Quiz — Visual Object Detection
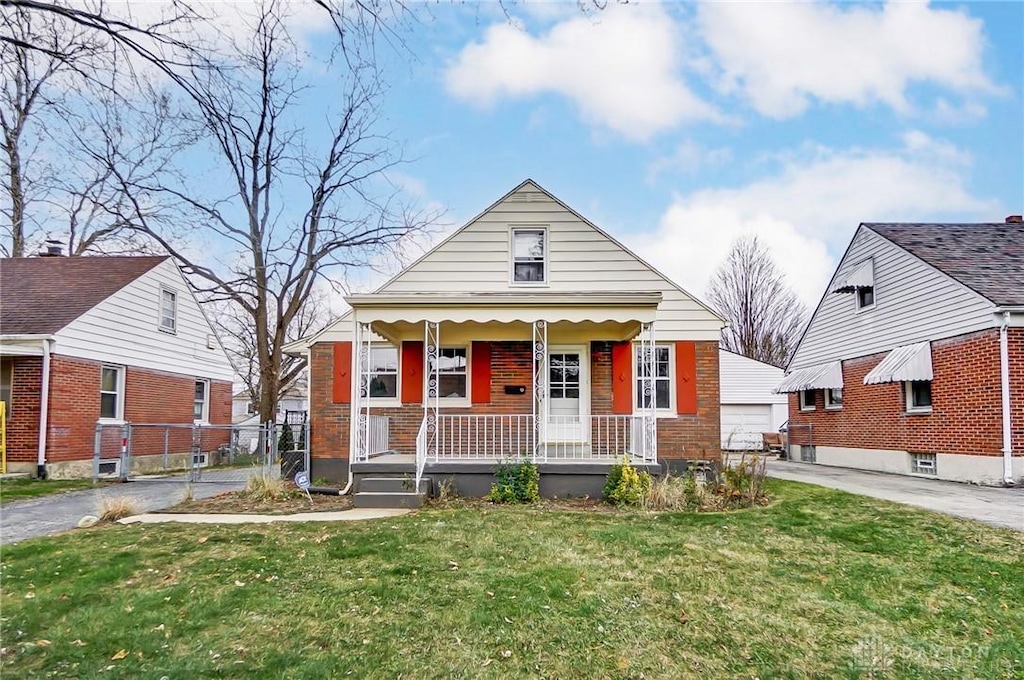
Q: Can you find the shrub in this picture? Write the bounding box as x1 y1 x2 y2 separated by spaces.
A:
277 423 294 453
98 496 142 522
245 473 287 501
297 423 307 452
488 460 540 504
604 457 652 506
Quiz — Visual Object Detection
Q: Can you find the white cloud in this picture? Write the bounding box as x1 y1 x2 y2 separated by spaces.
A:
630 135 1002 308
698 1 997 118
646 140 733 183
444 4 717 140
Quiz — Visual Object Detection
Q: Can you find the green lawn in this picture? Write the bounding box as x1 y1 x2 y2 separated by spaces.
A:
1 480 1021 679
0 478 101 505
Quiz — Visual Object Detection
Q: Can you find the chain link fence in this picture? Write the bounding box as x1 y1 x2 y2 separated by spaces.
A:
92 420 310 486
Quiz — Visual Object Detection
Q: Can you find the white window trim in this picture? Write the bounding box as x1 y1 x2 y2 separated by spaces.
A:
904 380 932 414
631 343 675 417
366 343 402 407
425 345 471 408
158 285 178 334
98 365 126 423
509 226 549 287
799 390 816 411
854 286 876 312
194 379 210 424
824 388 843 410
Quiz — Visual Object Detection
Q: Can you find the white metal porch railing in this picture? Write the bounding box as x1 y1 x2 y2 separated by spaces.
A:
358 414 390 461
429 414 656 462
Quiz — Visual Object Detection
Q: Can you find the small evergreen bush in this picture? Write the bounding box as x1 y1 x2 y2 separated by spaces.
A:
604 456 652 506
277 423 294 453
488 460 540 503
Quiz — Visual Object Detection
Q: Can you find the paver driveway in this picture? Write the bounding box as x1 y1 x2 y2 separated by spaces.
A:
766 458 1024 532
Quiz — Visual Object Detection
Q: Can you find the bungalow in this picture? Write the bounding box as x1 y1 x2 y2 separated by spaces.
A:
286 179 726 504
0 253 235 478
777 219 1023 485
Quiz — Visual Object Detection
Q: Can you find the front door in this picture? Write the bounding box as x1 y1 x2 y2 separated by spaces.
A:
548 347 588 441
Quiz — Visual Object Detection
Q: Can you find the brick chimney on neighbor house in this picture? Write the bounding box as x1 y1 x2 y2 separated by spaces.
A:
1006 215 1023 223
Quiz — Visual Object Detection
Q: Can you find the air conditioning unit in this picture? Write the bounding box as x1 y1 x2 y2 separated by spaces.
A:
97 459 121 477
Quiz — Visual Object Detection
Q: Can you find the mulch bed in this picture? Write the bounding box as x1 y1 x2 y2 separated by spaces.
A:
162 488 354 515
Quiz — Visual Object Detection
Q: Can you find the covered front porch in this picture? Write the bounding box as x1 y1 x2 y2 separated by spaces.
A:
345 292 665 488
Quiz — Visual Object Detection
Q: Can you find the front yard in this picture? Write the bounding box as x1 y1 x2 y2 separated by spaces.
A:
1 480 1021 679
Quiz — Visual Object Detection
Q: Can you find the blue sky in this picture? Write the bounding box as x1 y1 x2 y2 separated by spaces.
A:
342 0 1022 308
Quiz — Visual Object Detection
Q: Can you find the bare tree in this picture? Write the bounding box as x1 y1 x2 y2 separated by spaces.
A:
105 1 432 421
707 235 807 367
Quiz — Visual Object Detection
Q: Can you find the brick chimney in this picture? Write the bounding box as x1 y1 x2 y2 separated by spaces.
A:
1006 215 1023 223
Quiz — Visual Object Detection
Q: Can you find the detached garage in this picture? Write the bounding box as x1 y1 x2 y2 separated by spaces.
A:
719 350 788 450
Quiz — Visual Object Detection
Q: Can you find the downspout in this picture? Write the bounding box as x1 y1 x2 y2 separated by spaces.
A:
36 338 52 478
999 312 1014 485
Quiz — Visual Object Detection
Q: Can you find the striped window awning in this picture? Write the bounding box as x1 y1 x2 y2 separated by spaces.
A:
863 342 933 384
775 361 844 393
832 259 874 293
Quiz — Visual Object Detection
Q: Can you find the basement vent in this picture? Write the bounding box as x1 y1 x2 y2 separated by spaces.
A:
800 445 817 463
191 452 209 468
97 459 121 477
911 453 937 475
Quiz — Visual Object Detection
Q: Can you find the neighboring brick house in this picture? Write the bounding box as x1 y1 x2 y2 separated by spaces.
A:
285 179 726 501
0 254 235 478
778 220 1023 485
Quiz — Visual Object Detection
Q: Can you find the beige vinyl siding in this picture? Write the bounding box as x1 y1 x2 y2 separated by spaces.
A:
380 182 723 340
790 227 996 370
53 259 236 381
719 350 787 405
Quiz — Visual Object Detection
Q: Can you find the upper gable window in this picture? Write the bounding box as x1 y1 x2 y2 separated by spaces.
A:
856 286 875 310
511 228 547 284
159 287 178 333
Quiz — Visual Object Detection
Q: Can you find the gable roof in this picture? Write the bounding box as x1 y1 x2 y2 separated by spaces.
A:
865 223 1024 306
0 255 168 335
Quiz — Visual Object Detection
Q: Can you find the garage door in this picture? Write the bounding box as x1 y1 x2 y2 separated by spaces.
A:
721 404 772 450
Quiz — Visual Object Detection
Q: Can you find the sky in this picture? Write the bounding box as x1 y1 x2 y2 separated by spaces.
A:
342 0 1023 310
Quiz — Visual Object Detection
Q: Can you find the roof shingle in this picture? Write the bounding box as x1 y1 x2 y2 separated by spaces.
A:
865 223 1024 306
0 255 168 335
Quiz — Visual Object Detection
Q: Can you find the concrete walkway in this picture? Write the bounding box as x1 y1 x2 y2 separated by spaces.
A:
767 459 1024 532
1 478 246 545
120 508 410 525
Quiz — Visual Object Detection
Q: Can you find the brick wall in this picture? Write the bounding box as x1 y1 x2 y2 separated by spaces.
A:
310 339 721 463
4 353 233 466
4 358 42 463
787 329 1010 456
1010 328 1023 456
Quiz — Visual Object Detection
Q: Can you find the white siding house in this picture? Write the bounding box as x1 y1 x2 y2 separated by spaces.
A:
719 350 787 450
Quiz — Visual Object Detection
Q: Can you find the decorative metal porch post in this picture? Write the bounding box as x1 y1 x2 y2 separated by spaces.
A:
425 321 440 461
532 320 548 463
639 321 658 463
353 321 372 463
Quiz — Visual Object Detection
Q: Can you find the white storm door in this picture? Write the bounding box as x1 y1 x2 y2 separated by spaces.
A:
548 348 588 441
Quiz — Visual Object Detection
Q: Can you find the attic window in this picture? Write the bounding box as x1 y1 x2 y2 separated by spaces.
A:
511 228 546 284
857 286 875 309
831 258 875 310
159 287 178 333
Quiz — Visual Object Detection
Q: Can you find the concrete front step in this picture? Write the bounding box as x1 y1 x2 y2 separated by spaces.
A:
354 491 427 509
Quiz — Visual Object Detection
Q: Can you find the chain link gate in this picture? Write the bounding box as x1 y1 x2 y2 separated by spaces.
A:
93 421 284 486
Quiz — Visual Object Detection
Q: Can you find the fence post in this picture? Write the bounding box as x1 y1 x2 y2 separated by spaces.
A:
162 426 170 473
92 422 102 484
119 422 130 482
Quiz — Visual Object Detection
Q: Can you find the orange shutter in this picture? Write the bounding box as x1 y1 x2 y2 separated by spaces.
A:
401 341 424 404
611 341 633 415
332 342 352 404
675 341 698 415
471 342 492 404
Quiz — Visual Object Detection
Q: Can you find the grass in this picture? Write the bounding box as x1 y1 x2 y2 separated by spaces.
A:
0 478 103 505
1 480 1022 679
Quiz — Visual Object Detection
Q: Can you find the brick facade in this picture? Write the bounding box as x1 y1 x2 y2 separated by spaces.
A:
2 353 231 473
787 329 1023 457
309 339 721 469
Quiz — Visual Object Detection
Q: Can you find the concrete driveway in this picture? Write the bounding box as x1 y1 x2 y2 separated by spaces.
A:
767 459 1024 532
1 478 246 546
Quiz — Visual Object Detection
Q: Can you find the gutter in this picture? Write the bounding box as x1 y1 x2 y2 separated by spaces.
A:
37 338 53 478
999 312 1015 485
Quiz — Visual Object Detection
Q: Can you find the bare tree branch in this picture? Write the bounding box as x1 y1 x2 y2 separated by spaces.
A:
707 235 807 368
